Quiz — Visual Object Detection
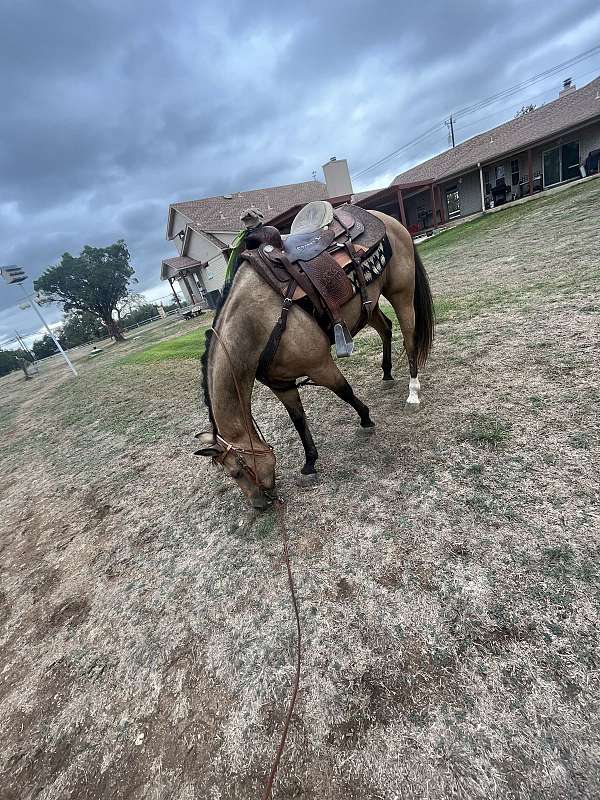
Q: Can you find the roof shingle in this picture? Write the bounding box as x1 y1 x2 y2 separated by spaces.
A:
392 76 600 185
171 180 328 232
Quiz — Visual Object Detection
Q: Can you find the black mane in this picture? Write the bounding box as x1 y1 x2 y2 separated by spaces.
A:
200 260 242 430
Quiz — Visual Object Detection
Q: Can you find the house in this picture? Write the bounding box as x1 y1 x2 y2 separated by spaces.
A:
372 76 600 234
163 177 336 308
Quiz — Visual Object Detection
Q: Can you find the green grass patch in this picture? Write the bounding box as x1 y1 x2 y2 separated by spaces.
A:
121 328 208 364
458 413 512 449
417 177 600 258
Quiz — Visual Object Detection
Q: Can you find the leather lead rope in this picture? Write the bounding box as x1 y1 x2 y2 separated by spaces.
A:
261 498 302 800
209 326 302 799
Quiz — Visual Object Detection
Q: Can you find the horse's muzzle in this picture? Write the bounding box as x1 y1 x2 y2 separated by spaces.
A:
251 486 277 510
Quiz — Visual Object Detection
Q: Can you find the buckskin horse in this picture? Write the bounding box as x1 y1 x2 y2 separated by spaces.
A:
196 201 434 509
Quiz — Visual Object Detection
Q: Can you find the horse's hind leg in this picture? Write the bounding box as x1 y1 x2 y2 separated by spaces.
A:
308 359 375 429
272 384 319 476
385 289 421 412
369 305 394 386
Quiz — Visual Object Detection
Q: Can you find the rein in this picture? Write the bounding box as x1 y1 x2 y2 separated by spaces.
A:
208 326 302 799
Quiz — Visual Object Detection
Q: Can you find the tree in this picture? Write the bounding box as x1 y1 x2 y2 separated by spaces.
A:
515 104 536 118
0 349 19 377
34 240 136 342
61 310 106 348
121 302 160 327
115 292 146 322
32 334 59 360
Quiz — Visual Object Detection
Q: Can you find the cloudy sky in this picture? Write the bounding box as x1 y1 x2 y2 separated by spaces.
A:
1 0 600 345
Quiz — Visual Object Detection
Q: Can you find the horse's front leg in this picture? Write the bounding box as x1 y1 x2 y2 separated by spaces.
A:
272 384 319 477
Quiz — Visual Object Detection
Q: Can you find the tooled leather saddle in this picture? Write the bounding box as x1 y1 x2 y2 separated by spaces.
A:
240 201 391 376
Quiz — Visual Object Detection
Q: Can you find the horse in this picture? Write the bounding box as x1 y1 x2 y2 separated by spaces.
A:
195 211 434 509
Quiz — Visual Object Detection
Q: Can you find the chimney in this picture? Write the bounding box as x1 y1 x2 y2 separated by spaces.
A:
559 77 576 97
322 156 353 198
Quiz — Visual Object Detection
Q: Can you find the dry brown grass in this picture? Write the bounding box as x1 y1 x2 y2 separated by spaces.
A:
1 179 599 799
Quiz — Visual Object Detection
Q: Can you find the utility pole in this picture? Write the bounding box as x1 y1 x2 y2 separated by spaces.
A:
1 265 77 377
445 114 455 148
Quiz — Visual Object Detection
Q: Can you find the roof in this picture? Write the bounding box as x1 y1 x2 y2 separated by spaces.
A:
170 180 329 234
160 256 203 281
392 76 600 185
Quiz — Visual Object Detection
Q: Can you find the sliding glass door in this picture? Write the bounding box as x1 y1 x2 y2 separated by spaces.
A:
543 148 561 187
543 140 580 187
561 141 580 180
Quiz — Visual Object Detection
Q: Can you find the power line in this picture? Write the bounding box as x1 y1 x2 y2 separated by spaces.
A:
351 121 446 180
453 62 600 138
452 44 600 120
351 43 600 183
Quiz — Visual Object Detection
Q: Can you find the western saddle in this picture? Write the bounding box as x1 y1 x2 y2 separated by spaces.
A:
240 201 390 374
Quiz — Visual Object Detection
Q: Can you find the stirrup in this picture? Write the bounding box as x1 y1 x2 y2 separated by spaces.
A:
334 322 354 358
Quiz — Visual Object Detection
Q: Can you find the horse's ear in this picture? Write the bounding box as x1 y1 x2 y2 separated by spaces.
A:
194 430 221 457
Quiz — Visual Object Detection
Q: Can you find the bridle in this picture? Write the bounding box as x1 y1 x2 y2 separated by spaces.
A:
212 431 277 499
208 327 277 500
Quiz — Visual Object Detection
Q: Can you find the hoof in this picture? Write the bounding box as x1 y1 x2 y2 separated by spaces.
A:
404 400 421 415
382 379 396 390
358 423 376 435
299 471 318 486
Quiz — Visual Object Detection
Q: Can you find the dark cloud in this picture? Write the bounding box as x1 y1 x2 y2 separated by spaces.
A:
2 0 600 342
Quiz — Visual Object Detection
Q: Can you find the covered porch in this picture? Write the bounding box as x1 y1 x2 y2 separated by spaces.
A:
160 256 208 314
354 181 447 237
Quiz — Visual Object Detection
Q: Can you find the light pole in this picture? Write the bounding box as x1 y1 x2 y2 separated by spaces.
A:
1 265 77 377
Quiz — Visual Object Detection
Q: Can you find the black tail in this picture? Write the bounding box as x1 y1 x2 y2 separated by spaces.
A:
413 243 435 368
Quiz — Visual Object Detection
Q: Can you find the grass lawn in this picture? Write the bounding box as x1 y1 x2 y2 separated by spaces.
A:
121 324 209 364
417 175 600 258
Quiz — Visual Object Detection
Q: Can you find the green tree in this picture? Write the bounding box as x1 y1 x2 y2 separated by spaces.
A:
0 349 19 377
515 104 536 118
121 303 160 327
61 310 106 348
32 334 59 360
34 241 136 342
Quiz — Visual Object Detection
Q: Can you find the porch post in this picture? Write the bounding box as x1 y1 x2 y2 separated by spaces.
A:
397 189 408 228
528 148 533 195
478 162 485 211
431 183 437 229
168 277 182 308
438 185 446 224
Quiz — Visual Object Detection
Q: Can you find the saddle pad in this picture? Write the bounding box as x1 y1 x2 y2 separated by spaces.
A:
331 237 392 294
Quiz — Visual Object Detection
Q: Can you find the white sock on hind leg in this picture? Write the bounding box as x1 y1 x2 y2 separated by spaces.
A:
407 376 420 404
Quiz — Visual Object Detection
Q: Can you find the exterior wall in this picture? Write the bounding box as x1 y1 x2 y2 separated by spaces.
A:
323 158 353 197
210 231 238 246
169 211 189 253
184 230 227 294
439 169 483 219
403 190 431 228
580 122 600 166
433 120 600 221
479 120 600 202
202 255 228 293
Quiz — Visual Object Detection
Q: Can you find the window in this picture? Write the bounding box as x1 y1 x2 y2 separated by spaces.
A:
446 187 461 218
543 140 580 186
495 165 505 183
483 169 491 194
561 141 580 180
511 159 520 185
